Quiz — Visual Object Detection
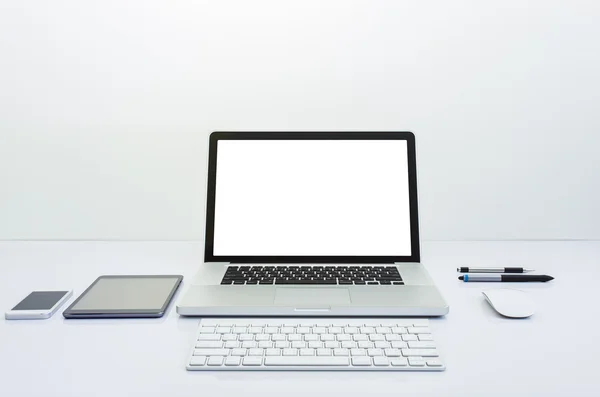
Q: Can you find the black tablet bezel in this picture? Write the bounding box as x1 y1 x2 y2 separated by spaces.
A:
63 275 183 318
204 131 421 264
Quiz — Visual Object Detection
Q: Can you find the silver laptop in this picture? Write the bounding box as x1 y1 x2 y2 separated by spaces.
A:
177 132 448 317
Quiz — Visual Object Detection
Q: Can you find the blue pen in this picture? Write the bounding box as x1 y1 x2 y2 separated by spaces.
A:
459 274 553 282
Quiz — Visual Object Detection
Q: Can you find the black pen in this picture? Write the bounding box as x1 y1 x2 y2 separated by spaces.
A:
457 267 534 273
458 274 554 282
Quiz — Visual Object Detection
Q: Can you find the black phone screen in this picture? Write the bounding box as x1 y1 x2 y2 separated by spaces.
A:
12 291 69 310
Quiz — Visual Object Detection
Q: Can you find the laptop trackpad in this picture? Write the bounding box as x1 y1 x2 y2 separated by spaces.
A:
274 288 351 307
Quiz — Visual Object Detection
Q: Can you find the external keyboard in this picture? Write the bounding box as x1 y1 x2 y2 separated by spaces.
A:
186 318 444 371
220 265 404 285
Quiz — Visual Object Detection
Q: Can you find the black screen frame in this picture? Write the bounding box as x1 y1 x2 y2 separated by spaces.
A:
204 131 421 264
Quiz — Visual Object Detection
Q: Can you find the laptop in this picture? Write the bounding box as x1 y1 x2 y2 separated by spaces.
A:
177 132 449 316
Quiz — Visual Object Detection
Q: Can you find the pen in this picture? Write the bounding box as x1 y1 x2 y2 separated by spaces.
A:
458 274 554 282
457 267 534 273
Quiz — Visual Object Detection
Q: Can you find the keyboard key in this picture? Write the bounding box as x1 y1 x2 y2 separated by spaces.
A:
288 334 302 341
334 348 349 356
344 327 359 334
197 334 221 341
369 334 385 341
391 358 408 366
341 341 356 348
337 334 351 341
324 341 339 348
292 341 305 348
194 349 229 356
375 341 391 349
231 348 246 356
384 348 402 357
239 334 254 341
308 341 322 348
376 327 391 334
221 334 237 341
264 327 279 334
272 334 286 341
207 357 224 366
258 341 271 348
408 327 430 334
300 348 315 356
265 348 280 356
304 335 319 341
402 349 439 357
224 341 239 349
408 341 437 349
198 327 216 334
242 341 257 348
189 356 206 366
408 358 426 367
391 341 408 349
353 334 368 341
367 348 383 357
224 356 241 366
320 334 335 341
265 357 349 366
402 334 418 342
216 327 231 333
385 334 401 341
427 359 444 367
392 327 407 334
242 357 263 366
350 349 366 356
329 327 342 334
195 341 223 348
274 341 289 348
360 327 375 334
373 357 389 366
248 348 264 356
352 357 372 366
358 341 373 349
283 348 298 356
296 327 310 334
317 348 332 356
418 334 434 341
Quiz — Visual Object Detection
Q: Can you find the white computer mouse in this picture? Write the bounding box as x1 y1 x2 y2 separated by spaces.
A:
482 289 536 318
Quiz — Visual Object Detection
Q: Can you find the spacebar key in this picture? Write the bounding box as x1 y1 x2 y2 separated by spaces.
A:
265 357 350 366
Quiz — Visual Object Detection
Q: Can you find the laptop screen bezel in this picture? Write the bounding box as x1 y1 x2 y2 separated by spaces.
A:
204 131 421 263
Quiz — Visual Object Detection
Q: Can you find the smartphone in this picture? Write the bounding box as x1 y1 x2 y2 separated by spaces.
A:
5 290 73 320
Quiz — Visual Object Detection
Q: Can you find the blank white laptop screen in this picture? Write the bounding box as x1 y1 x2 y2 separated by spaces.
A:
213 140 412 256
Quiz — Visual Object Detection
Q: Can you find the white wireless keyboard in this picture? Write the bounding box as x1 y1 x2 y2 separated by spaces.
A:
186 318 444 371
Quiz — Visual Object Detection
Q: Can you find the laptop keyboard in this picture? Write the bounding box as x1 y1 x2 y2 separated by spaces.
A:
220 266 404 285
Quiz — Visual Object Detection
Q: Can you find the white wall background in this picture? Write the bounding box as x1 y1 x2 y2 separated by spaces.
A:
1 0 599 241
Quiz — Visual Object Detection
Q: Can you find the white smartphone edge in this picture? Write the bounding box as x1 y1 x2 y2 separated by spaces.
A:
5 290 73 320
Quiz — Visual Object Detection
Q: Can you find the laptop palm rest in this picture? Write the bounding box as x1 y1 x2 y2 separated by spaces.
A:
274 288 351 308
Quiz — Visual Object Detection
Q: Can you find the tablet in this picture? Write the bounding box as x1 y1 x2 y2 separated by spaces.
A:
63 275 183 318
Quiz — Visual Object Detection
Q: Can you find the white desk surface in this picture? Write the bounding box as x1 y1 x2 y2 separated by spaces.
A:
1 241 598 397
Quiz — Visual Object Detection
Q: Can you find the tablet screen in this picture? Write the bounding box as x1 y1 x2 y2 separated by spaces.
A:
67 276 181 313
